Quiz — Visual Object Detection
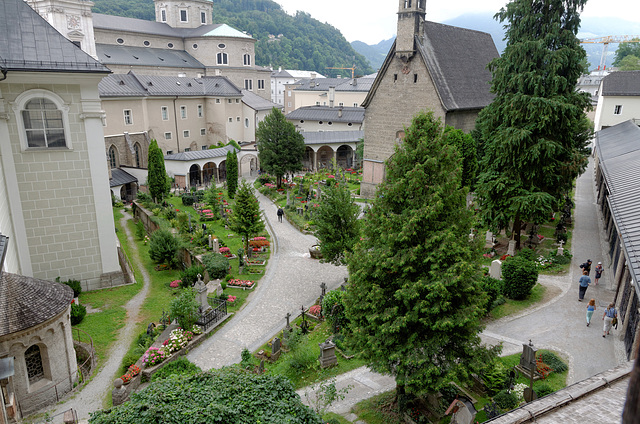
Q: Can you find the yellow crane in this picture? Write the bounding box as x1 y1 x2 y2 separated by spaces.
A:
580 35 640 74
325 65 356 79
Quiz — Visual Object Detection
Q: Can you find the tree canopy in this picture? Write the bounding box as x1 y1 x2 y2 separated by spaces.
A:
613 40 640 68
344 111 496 399
230 180 265 255
475 0 592 247
226 149 238 199
147 139 170 202
256 108 305 188
313 182 361 266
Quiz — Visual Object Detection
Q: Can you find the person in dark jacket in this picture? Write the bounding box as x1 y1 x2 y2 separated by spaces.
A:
579 259 592 276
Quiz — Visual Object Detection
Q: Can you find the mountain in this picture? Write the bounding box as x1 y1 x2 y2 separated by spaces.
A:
90 0 374 77
351 13 640 73
350 38 395 71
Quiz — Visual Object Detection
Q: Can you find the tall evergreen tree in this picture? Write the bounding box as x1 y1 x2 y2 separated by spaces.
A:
475 0 592 247
256 108 305 189
147 139 170 203
227 149 239 199
230 180 265 256
344 111 496 401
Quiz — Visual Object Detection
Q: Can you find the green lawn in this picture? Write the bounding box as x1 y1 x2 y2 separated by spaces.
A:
489 284 546 320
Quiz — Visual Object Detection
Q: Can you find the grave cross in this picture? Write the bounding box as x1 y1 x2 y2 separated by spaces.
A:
320 282 327 297
285 312 292 332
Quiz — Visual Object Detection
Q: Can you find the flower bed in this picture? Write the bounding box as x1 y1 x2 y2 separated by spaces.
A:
226 279 255 289
245 259 265 266
120 364 140 385
249 238 270 248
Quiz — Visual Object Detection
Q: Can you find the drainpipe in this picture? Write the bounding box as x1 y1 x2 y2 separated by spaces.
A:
173 96 180 152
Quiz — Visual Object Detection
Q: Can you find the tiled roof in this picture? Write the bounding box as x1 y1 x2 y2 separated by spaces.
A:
286 106 364 123
99 72 241 97
96 44 205 69
110 168 138 187
302 130 363 145
0 0 109 73
0 271 73 337
165 144 238 161
601 71 640 96
241 90 280 111
295 77 374 92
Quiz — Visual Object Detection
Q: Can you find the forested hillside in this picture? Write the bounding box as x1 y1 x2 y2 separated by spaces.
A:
91 0 373 76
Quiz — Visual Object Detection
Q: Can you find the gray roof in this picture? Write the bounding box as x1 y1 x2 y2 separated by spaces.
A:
0 234 7 276
601 71 640 96
165 144 238 161
110 168 138 187
0 271 73 337
295 77 374 92
595 120 640 291
0 0 109 73
302 130 363 145
364 21 498 111
286 106 365 123
96 44 205 69
241 89 280 111
99 72 241 97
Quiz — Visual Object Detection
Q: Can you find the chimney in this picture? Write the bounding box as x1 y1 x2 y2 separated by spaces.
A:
338 107 343 118
329 86 335 108
310 72 316 79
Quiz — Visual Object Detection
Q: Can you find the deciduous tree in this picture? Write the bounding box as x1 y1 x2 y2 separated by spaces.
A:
147 139 170 202
613 39 640 67
256 107 305 188
230 180 265 255
475 0 592 248
344 111 496 403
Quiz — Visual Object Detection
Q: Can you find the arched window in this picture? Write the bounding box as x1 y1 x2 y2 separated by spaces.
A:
14 89 70 150
243 54 251 66
108 146 117 168
216 52 228 65
25 345 45 383
134 143 141 168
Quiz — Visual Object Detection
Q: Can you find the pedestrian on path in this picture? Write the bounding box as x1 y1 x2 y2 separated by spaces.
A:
594 262 604 285
578 270 591 301
580 259 592 276
277 207 284 223
586 299 596 326
603 303 617 338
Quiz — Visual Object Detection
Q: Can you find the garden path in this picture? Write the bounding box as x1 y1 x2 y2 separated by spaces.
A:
186 184 349 369
47 210 152 422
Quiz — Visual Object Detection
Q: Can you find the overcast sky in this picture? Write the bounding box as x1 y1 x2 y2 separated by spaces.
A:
275 0 640 44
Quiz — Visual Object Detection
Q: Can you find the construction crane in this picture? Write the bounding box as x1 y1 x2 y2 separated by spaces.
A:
580 35 640 74
325 65 356 79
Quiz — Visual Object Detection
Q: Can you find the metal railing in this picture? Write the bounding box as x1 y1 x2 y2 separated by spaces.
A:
196 298 228 331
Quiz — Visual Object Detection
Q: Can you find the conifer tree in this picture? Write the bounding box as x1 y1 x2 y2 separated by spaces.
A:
230 180 265 256
147 139 170 202
475 0 592 247
227 149 238 199
345 111 496 401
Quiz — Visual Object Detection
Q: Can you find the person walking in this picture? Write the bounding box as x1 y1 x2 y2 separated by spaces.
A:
579 259 593 276
602 303 617 338
277 207 284 223
594 262 604 285
586 299 596 327
578 270 591 301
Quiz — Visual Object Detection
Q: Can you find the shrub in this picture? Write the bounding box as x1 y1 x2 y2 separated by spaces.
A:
552 254 571 265
136 191 152 204
70 303 87 325
60 278 82 297
135 219 146 240
479 275 503 314
482 360 510 396
493 389 518 410
121 352 140 372
151 358 202 382
165 209 177 220
201 253 230 279
180 265 205 288
182 195 195 206
322 289 347 332
535 383 554 398
149 229 181 266
502 254 538 300
539 351 567 373
438 384 459 406
170 288 200 331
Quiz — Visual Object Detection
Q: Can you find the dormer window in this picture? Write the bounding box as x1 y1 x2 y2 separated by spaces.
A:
180 10 188 22
160 9 166 22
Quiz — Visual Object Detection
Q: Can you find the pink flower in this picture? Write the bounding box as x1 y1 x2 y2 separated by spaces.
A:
170 280 181 288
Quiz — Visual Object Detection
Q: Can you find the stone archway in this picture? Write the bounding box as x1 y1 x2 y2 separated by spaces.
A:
218 160 227 182
317 146 334 169
189 164 201 187
203 162 217 185
336 145 354 169
303 146 315 171
240 154 258 177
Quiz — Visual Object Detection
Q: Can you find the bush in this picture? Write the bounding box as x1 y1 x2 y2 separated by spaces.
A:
439 384 459 406
149 229 181 266
479 275 503 313
151 358 202 382
165 209 177 220
58 278 82 297
539 351 567 373
182 195 195 206
322 289 347 333
482 360 510 396
136 191 152 204
493 389 518 410
201 253 230 279
180 265 205 288
170 288 200 331
121 352 140 372
135 219 146 240
502 254 538 300
70 303 87 325
535 383 554 398
552 254 571 265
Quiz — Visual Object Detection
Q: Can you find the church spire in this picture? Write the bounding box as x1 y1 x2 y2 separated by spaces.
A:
396 0 426 61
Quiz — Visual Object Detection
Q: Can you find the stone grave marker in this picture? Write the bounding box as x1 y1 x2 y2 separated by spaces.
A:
272 337 281 360
507 239 517 256
484 231 494 249
557 240 565 256
194 274 211 313
212 238 219 252
489 260 502 280
258 359 264 375
285 312 292 332
318 339 337 368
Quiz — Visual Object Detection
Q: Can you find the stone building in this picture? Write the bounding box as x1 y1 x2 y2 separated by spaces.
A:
271 68 325 107
284 76 374 115
359 0 499 198
0 0 124 291
593 70 640 131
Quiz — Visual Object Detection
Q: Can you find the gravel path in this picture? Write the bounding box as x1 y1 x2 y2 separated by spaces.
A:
47 210 151 422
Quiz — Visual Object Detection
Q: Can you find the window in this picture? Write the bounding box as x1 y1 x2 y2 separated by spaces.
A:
228 99 232 104
236 99 240 103
180 106 187 119
180 10 188 22
339 102 344 107
288 90 291 97
245 118 250 128
316 101 320 106
134 143 141 167
117 38 124 44
215 98 221 104
353 103 358 107
319 121 323 125
167 150 173 155
192 43 198 49
258 79 265 90
168 43 174 48
201 11 206 24
218 43 226 49
123 109 132 125
165 132 172 140
614 105 623 115
243 54 251 66
216 52 228 65
200 128 206 136
244 79 253 90
108 146 117 168
328 122 333 126
202 145 208 150
228 117 233 122
197 104 203 118
183 130 190 138
184 148 191 152
287 102 291 107
143 40 150 46
20 96 67 148
25 345 45 384
161 106 168 121
236 116 240 122
161 9 167 22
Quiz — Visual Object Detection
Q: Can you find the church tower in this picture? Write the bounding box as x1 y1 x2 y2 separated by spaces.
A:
154 0 213 29
396 0 426 61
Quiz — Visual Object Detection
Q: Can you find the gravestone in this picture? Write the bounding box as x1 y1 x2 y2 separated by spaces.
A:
194 274 211 313
212 238 219 253
207 278 223 296
489 260 502 280
317 186 322 200
318 339 338 368
519 342 537 372
258 359 264 375
507 240 517 256
448 397 477 424
272 337 281 360
557 240 565 256
484 231 494 249
208 235 213 249
285 312 292 333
